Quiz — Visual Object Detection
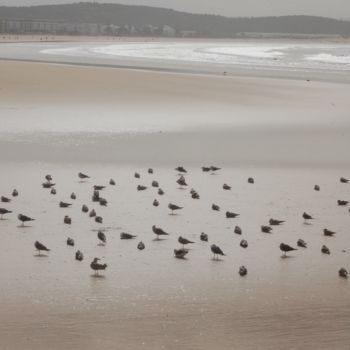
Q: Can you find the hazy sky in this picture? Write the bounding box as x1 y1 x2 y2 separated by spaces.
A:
1 0 349 18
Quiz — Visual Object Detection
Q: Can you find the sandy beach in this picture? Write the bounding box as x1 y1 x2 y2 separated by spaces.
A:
0 54 350 349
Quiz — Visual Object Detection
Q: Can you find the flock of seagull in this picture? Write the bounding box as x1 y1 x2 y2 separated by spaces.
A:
0 167 349 279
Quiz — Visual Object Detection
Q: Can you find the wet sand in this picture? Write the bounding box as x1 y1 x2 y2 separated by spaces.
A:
0 60 349 349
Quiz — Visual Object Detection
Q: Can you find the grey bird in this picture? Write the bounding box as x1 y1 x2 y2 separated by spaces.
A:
239 266 248 276
337 200 348 206
95 216 103 224
94 185 105 191
64 215 72 225
153 199 159 207
35 241 50 255
50 188 56 195
82 204 89 213
137 241 145 250
120 232 137 240
42 182 55 188
314 185 320 191
90 258 107 275
78 172 90 180
0 208 12 219
210 166 221 173
226 211 239 218
280 243 297 256
151 180 159 188
234 226 242 235
321 245 330 255
211 244 225 260
297 239 307 248
191 189 200 199
168 203 183 214
324 228 336 237
339 268 348 279
223 184 231 190
248 177 254 184
175 166 187 174
200 232 208 242
18 213 35 226
59 201 72 208
92 190 100 202
70 192 76 200
240 239 248 249
177 176 188 187
269 218 285 226
12 189 18 197
148 168 153 174
137 185 147 191
201 166 211 172
1 196 11 203
303 212 313 221
178 236 194 248
152 225 169 239
75 250 84 261
97 230 106 244
99 198 108 207
174 248 189 259
158 188 164 195
67 237 75 246
109 179 116 186
134 172 140 179
212 204 220 211
340 177 349 183
261 225 272 233
45 174 53 182
89 209 96 217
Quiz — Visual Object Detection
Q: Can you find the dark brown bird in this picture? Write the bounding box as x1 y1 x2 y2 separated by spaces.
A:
175 166 187 174
174 248 189 259
35 241 50 255
92 190 100 202
339 268 348 279
153 199 159 207
280 243 297 256
337 200 348 206
248 177 254 184
18 213 35 226
234 226 242 235
70 192 76 200
67 237 75 246
201 166 211 172
59 201 72 208
82 204 89 213
95 216 103 224
90 258 107 275
321 245 330 255
297 239 307 248
223 184 231 190
50 188 56 195
200 232 208 242
226 211 239 218
94 185 105 191
78 172 90 180
75 250 84 261
99 198 108 207
239 266 248 276
303 212 313 220
45 174 53 182
109 179 116 186
212 204 220 211
240 239 248 248
177 176 187 187
324 228 336 237
152 225 169 239
0 208 12 219
137 185 147 191
211 244 225 260
1 196 11 203
12 189 18 197
134 172 140 179
269 218 285 226
210 166 221 173
97 230 106 244
158 188 164 195
148 168 153 174
89 209 96 217
340 177 349 183
137 241 145 250
168 203 183 214
64 215 72 225
151 180 159 188
120 232 137 240
314 185 320 191
178 236 194 248
42 182 55 188
261 225 272 233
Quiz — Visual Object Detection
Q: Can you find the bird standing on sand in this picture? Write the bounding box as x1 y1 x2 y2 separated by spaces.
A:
168 203 183 215
51 188 56 195
94 185 105 191
178 236 194 248
210 166 221 174
35 241 50 255
226 211 239 218
269 218 285 226
175 166 187 174
314 185 320 191
75 250 84 261
152 225 169 240
59 201 72 208
340 177 349 183
97 230 106 244
82 204 89 213
212 204 220 211
201 166 211 172
324 228 336 237
45 174 53 182
95 216 103 224
211 244 225 260
337 200 348 206
110 179 116 186
240 239 248 249
297 239 307 248
303 212 314 221
158 188 164 195
234 226 242 235
71 192 76 200
339 268 348 278
223 184 231 190
120 232 137 240
1 196 11 203
0 208 12 219
78 172 90 180
239 266 248 276
174 248 189 259
134 172 140 179
321 245 330 255
152 180 159 188
42 182 55 189
153 199 159 207
280 243 297 257
248 177 254 184
12 189 18 197
137 185 147 191
90 258 107 276
137 241 145 250
177 175 188 188
261 225 272 233
200 232 208 242
148 168 153 174
67 237 75 246
64 215 72 225
18 214 35 226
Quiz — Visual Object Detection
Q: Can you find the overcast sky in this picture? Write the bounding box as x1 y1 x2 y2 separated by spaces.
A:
1 0 349 18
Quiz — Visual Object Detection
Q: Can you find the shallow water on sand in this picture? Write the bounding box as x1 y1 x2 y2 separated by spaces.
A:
0 162 349 349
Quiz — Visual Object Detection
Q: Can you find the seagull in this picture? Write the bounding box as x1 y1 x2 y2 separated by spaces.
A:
12 189 18 197
137 185 147 191
137 241 145 250
314 185 320 191
94 185 105 191
239 266 248 276
0 208 12 219
95 216 103 224
211 244 225 260
337 200 348 206
321 245 330 255
18 214 34 226
212 204 220 211
178 236 194 248
226 211 239 218
152 180 159 188
97 230 106 244
82 204 89 213
261 225 272 233
78 172 90 180
64 215 72 225
174 248 189 259
51 188 56 195
297 239 307 248
191 189 200 199
234 226 242 235
99 198 108 207
35 241 50 255
175 166 187 174
89 209 96 217
67 237 75 246
70 192 76 200
90 258 107 276
1 196 11 203
158 188 164 195
210 166 221 174
240 239 248 248
323 228 336 237
134 172 140 179
269 218 285 226
168 203 183 215
340 177 349 183
201 166 211 172
177 176 187 188
59 201 72 208
152 225 169 240
303 212 314 221
45 174 53 182
92 190 100 202
200 232 208 242
248 177 254 184
280 243 297 256
148 168 153 174
109 179 116 186
42 182 55 188
120 232 137 239
153 199 159 207
75 250 84 261
223 184 231 190
339 268 348 279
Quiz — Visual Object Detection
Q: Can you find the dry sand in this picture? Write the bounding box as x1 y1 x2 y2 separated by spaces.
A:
0 60 349 349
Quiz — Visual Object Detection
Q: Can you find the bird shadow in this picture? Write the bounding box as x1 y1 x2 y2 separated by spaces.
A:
18 225 33 228
97 243 106 247
280 255 296 259
303 222 312 226
169 213 179 216
33 254 49 258
211 258 224 262
174 256 188 260
90 274 106 279
152 238 167 241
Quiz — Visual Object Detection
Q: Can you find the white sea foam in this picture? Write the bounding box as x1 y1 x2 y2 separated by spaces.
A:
306 53 350 64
